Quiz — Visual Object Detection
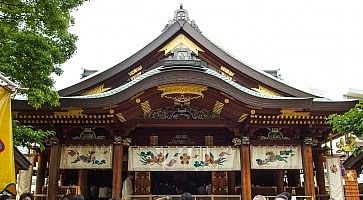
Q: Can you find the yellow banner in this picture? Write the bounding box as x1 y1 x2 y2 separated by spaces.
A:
0 86 16 195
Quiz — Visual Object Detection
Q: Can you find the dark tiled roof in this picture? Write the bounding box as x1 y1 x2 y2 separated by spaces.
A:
14 147 31 170
58 20 317 98
343 153 363 174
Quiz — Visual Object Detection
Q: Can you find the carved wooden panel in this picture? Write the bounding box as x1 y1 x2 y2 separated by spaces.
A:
134 171 151 195
212 171 228 194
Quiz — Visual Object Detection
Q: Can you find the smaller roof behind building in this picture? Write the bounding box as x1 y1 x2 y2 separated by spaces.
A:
343 153 363 174
14 147 31 170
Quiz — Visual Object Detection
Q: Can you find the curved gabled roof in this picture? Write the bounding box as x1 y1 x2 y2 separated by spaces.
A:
59 19 317 98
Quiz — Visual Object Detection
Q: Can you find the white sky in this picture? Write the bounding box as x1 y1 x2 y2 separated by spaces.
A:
55 0 363 100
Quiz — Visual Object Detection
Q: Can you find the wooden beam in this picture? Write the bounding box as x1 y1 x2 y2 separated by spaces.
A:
134 119 236 128
303 141 315 200
251 140 301 146
47 142 61 200
112 138 123 198
240 138 251 200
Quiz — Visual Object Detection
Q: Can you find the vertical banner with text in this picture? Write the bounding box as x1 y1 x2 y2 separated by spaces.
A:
326 156 344 200
0 86 16 195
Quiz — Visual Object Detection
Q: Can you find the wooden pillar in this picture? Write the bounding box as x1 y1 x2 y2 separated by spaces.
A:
112 136 124 198
303 137 315 200
240 137 251 200
315 153 327 200
78 170 88 196
205 136 214 146
228 171 236 194
150 136 158 146
47 139 61 200
35 152 47 199
275 170 285 194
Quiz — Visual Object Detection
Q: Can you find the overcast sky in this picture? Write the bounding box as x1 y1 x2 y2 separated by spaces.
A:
55 0 363 100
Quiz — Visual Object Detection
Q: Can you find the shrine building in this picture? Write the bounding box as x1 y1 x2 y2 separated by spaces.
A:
12 5 358 200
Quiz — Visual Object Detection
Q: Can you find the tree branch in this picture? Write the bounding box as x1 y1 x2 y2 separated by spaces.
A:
0 1 25 7
0 14 25 21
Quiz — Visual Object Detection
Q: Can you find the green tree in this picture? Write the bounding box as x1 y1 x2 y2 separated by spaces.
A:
328 100 363 155
1 0 87 149
0 0 87 109
12 120 55 151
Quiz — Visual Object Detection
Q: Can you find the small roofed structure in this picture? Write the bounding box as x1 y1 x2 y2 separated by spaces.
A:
344 153 363 174
343 88 363 100
14 147 31 170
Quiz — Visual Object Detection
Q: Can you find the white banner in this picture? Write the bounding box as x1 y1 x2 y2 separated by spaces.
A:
17 155 34 195
128 146 240 171
60 145 113 169
251 146 302 169
326 156 344 200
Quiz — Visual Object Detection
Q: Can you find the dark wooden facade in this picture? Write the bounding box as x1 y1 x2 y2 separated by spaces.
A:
12 6 357 200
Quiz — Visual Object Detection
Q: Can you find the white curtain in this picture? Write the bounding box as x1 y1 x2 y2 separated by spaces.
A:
128 146 240 171
60 145 113 169
17 154 34 197
250 146 302 169
326 156 344 200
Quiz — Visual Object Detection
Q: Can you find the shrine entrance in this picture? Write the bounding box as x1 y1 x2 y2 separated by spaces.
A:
150 171 211 195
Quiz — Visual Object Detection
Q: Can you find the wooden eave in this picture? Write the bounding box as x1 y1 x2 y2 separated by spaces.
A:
58 20 318 98
13 69 325 110
13 69 357 111
13 68 357 127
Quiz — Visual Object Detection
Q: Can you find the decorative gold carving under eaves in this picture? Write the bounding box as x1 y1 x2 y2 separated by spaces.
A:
168 134 196 145
144 105 222 120
128 65 142 76
252 85 281 97
73 128 105 140
158 83 207 105
140 101 152 115
54 108 84 117
115 113 126 122
220 66 234 80
82 84 111 96
213 101 224 114
238 113 248 122
129 65 143 81
158 34 204 55
279 108 310 117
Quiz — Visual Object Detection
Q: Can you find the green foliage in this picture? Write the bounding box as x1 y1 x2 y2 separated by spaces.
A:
328 100 363 155
0 0 87 108
12 120 55 151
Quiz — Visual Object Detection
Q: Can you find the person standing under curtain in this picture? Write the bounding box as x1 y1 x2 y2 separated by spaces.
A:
122 174 134 200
